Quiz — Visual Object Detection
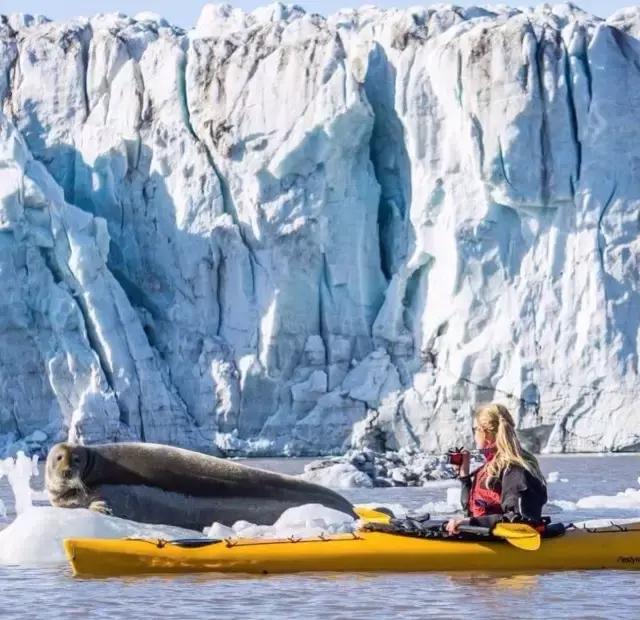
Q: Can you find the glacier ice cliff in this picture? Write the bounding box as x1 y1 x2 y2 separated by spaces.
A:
1 3 640 456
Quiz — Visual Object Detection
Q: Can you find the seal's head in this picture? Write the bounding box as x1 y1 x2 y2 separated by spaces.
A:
45 443 90 503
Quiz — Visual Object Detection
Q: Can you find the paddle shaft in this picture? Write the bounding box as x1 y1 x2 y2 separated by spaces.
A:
458 525 491 537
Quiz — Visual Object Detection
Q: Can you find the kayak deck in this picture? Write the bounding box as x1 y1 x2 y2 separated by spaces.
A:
64 523 640 577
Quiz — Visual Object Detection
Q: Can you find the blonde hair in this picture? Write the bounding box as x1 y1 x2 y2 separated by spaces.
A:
475 403 545 486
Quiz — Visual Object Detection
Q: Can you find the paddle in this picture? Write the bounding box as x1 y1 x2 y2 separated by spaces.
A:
459 523 541 551
354 506 541 551
354 505 394 523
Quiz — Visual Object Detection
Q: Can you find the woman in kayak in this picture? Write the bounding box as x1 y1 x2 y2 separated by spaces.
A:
445 403 547 534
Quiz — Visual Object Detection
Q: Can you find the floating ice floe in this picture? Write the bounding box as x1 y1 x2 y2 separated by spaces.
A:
575 488 640 510
205 503 356 540
550 478 640 512
0 507 203 567
355 488 463 520
411 487 463 516
299 462 374 489
549 499 579 512
547 471 569 483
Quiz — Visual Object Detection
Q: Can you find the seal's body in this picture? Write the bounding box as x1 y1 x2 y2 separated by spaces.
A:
45 442 355 530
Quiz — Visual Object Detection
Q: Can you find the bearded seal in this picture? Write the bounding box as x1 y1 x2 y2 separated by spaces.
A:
45 442 356 530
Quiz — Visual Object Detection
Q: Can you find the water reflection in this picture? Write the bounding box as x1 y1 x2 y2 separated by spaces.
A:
447 571 541 590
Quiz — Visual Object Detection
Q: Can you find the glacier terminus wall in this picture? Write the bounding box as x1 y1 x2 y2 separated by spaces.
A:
1 3 640 456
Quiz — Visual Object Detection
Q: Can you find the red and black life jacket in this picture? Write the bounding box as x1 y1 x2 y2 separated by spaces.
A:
468 450 502 518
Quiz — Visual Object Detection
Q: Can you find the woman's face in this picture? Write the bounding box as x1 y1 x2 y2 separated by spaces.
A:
473 421 491 449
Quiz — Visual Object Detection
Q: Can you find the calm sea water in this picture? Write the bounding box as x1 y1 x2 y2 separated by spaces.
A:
1 454 639 620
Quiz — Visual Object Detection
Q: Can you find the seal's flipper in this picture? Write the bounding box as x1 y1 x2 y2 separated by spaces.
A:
89 500 112 515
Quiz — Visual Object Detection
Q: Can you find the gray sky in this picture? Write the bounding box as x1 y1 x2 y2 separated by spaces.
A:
0 1 633 28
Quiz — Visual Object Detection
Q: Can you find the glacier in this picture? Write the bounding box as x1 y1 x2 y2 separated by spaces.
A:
1 3 640 456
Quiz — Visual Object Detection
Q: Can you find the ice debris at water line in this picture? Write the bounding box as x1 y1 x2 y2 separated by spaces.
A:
547 472 569 484
0 507 206 566
299 447 481 488
550 485 640 512
205 504 357 540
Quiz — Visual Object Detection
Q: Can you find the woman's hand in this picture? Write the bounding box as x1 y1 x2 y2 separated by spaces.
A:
445 517 469 535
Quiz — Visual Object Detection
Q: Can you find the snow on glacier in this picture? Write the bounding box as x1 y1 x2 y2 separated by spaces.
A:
1 3 640 456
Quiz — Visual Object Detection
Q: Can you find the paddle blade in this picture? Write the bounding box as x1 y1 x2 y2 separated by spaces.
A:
354 506 393 524
493 523 541 551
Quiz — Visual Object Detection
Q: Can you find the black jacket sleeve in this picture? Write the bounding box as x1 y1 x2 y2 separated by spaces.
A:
460 474 473 517
468 465 548 529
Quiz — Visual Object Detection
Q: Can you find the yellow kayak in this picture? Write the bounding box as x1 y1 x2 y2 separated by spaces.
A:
64 521 640 577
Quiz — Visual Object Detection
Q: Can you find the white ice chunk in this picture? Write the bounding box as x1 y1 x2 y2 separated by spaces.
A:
575 488 640 510
0 452 38 514
446 486 462 509
0 507 204 567
298 462 374 488
547 472 568 483
551 479 640 511
204 522 235 539
549 499 577 511
410 487 463 516
207 503 356 542
271 503 355 536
